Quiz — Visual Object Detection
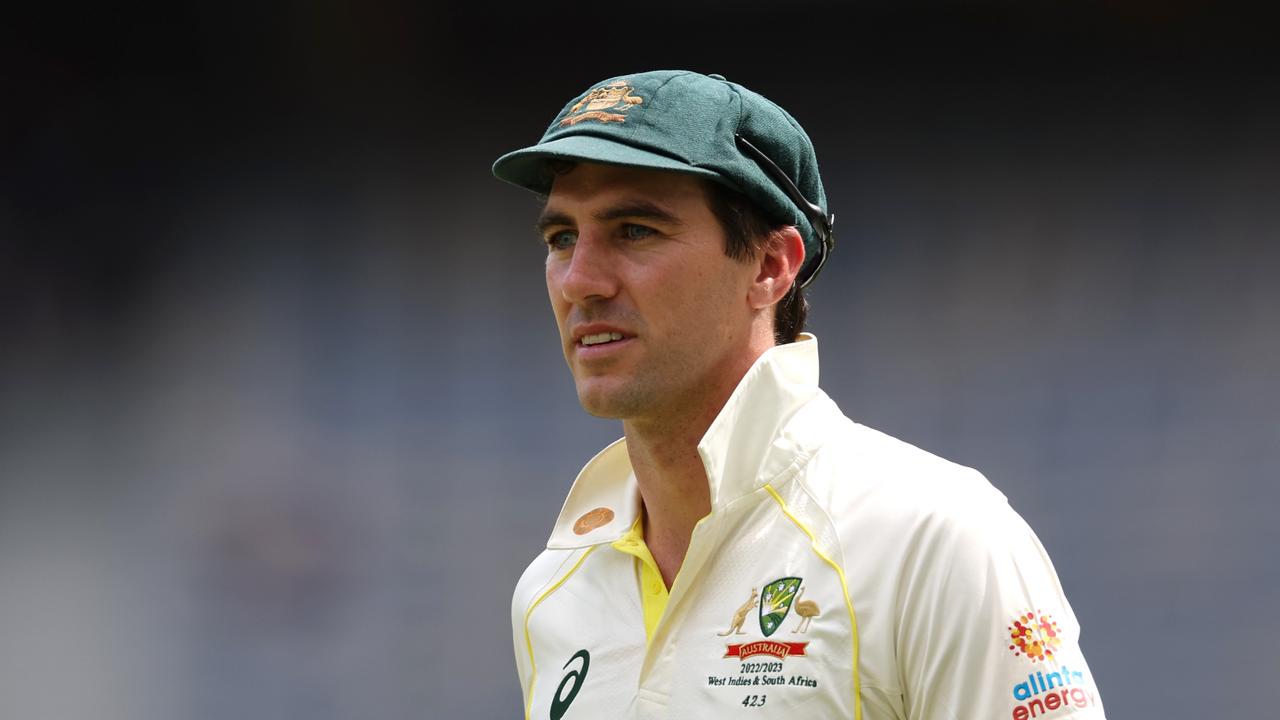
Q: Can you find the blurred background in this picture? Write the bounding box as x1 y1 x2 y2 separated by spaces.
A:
3 1 1277 718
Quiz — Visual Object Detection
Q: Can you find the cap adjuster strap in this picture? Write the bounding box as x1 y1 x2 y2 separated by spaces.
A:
734 134 835 288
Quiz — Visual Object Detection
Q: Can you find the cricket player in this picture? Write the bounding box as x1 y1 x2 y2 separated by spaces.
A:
492 69 1105 720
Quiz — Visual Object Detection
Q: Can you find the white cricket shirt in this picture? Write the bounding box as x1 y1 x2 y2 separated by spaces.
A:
512 334 1105 720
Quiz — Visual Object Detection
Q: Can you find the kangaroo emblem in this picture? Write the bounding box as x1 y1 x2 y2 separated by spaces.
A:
717 588 759 636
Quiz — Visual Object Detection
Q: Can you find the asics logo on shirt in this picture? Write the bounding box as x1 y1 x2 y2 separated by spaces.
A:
550 649 590 720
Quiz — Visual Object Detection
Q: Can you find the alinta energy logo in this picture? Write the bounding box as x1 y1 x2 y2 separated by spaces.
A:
1004 610 1101 720
1007 610 1062 662
1008 666 1099 720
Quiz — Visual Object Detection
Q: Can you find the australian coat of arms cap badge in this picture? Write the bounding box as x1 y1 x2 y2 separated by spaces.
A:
560 80 643 126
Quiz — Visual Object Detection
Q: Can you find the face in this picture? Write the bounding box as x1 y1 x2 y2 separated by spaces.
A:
537 163 760 423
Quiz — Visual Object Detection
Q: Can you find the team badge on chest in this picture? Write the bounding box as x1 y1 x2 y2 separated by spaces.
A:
706 578 823 699
759 577 801 636
716 578 815 660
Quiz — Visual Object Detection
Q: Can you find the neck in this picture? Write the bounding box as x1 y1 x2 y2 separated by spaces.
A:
623 411 713 590
622 332 774 588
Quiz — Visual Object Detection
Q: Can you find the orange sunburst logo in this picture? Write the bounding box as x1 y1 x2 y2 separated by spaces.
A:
1007 610 1062 662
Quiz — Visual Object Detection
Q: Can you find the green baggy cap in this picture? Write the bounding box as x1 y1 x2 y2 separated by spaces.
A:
492 70 834 287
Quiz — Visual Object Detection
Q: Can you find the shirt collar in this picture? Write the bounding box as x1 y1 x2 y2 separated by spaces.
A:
547 333 823 550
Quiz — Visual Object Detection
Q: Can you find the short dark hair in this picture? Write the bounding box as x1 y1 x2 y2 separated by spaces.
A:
703 180 807 345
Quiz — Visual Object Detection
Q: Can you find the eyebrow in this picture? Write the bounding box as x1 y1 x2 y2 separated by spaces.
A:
534 200 685 235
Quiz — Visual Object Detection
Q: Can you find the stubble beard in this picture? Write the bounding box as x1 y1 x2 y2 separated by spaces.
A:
572 348 720 426
573 366 665 421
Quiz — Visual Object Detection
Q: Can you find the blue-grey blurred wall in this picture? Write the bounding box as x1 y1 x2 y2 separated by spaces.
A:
4 3 1277 718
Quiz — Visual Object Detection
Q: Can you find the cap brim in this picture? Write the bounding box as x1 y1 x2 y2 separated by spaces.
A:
492 135 722 195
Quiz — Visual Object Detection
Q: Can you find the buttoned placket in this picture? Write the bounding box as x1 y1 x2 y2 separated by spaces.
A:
635 499 732 704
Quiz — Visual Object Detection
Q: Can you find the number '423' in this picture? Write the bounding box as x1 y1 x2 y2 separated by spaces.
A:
742 694 767 708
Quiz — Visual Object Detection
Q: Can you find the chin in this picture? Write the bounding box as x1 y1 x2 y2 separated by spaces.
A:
576 391 626 420
575 380 642 420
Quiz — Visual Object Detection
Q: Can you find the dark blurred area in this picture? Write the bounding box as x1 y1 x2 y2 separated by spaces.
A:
3 2 1277 718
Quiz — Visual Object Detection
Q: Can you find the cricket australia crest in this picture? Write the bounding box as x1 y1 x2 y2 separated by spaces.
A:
713 579 818 695
560 80 644 126
759 577 802 637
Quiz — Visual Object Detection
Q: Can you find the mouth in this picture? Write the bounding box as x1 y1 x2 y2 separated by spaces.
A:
570 326 634 358
579 331 625 347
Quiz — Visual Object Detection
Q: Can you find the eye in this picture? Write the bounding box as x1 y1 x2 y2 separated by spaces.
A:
545 229 576 251
621 224 655 241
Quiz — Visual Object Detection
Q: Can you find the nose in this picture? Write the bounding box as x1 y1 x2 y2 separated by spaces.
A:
555 231 619 305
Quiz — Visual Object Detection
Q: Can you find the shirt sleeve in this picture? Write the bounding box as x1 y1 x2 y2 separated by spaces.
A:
511 548 577 716
896 477 1107 720
511 582 533 710
512 550 562 714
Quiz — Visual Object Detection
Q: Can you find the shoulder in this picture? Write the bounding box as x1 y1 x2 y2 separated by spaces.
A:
798 409 1056 588
800 407 1009 523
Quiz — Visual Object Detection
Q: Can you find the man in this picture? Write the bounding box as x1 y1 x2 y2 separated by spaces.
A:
492 70 1105 720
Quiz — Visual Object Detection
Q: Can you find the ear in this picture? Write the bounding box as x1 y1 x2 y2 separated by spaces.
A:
747 227 805 311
